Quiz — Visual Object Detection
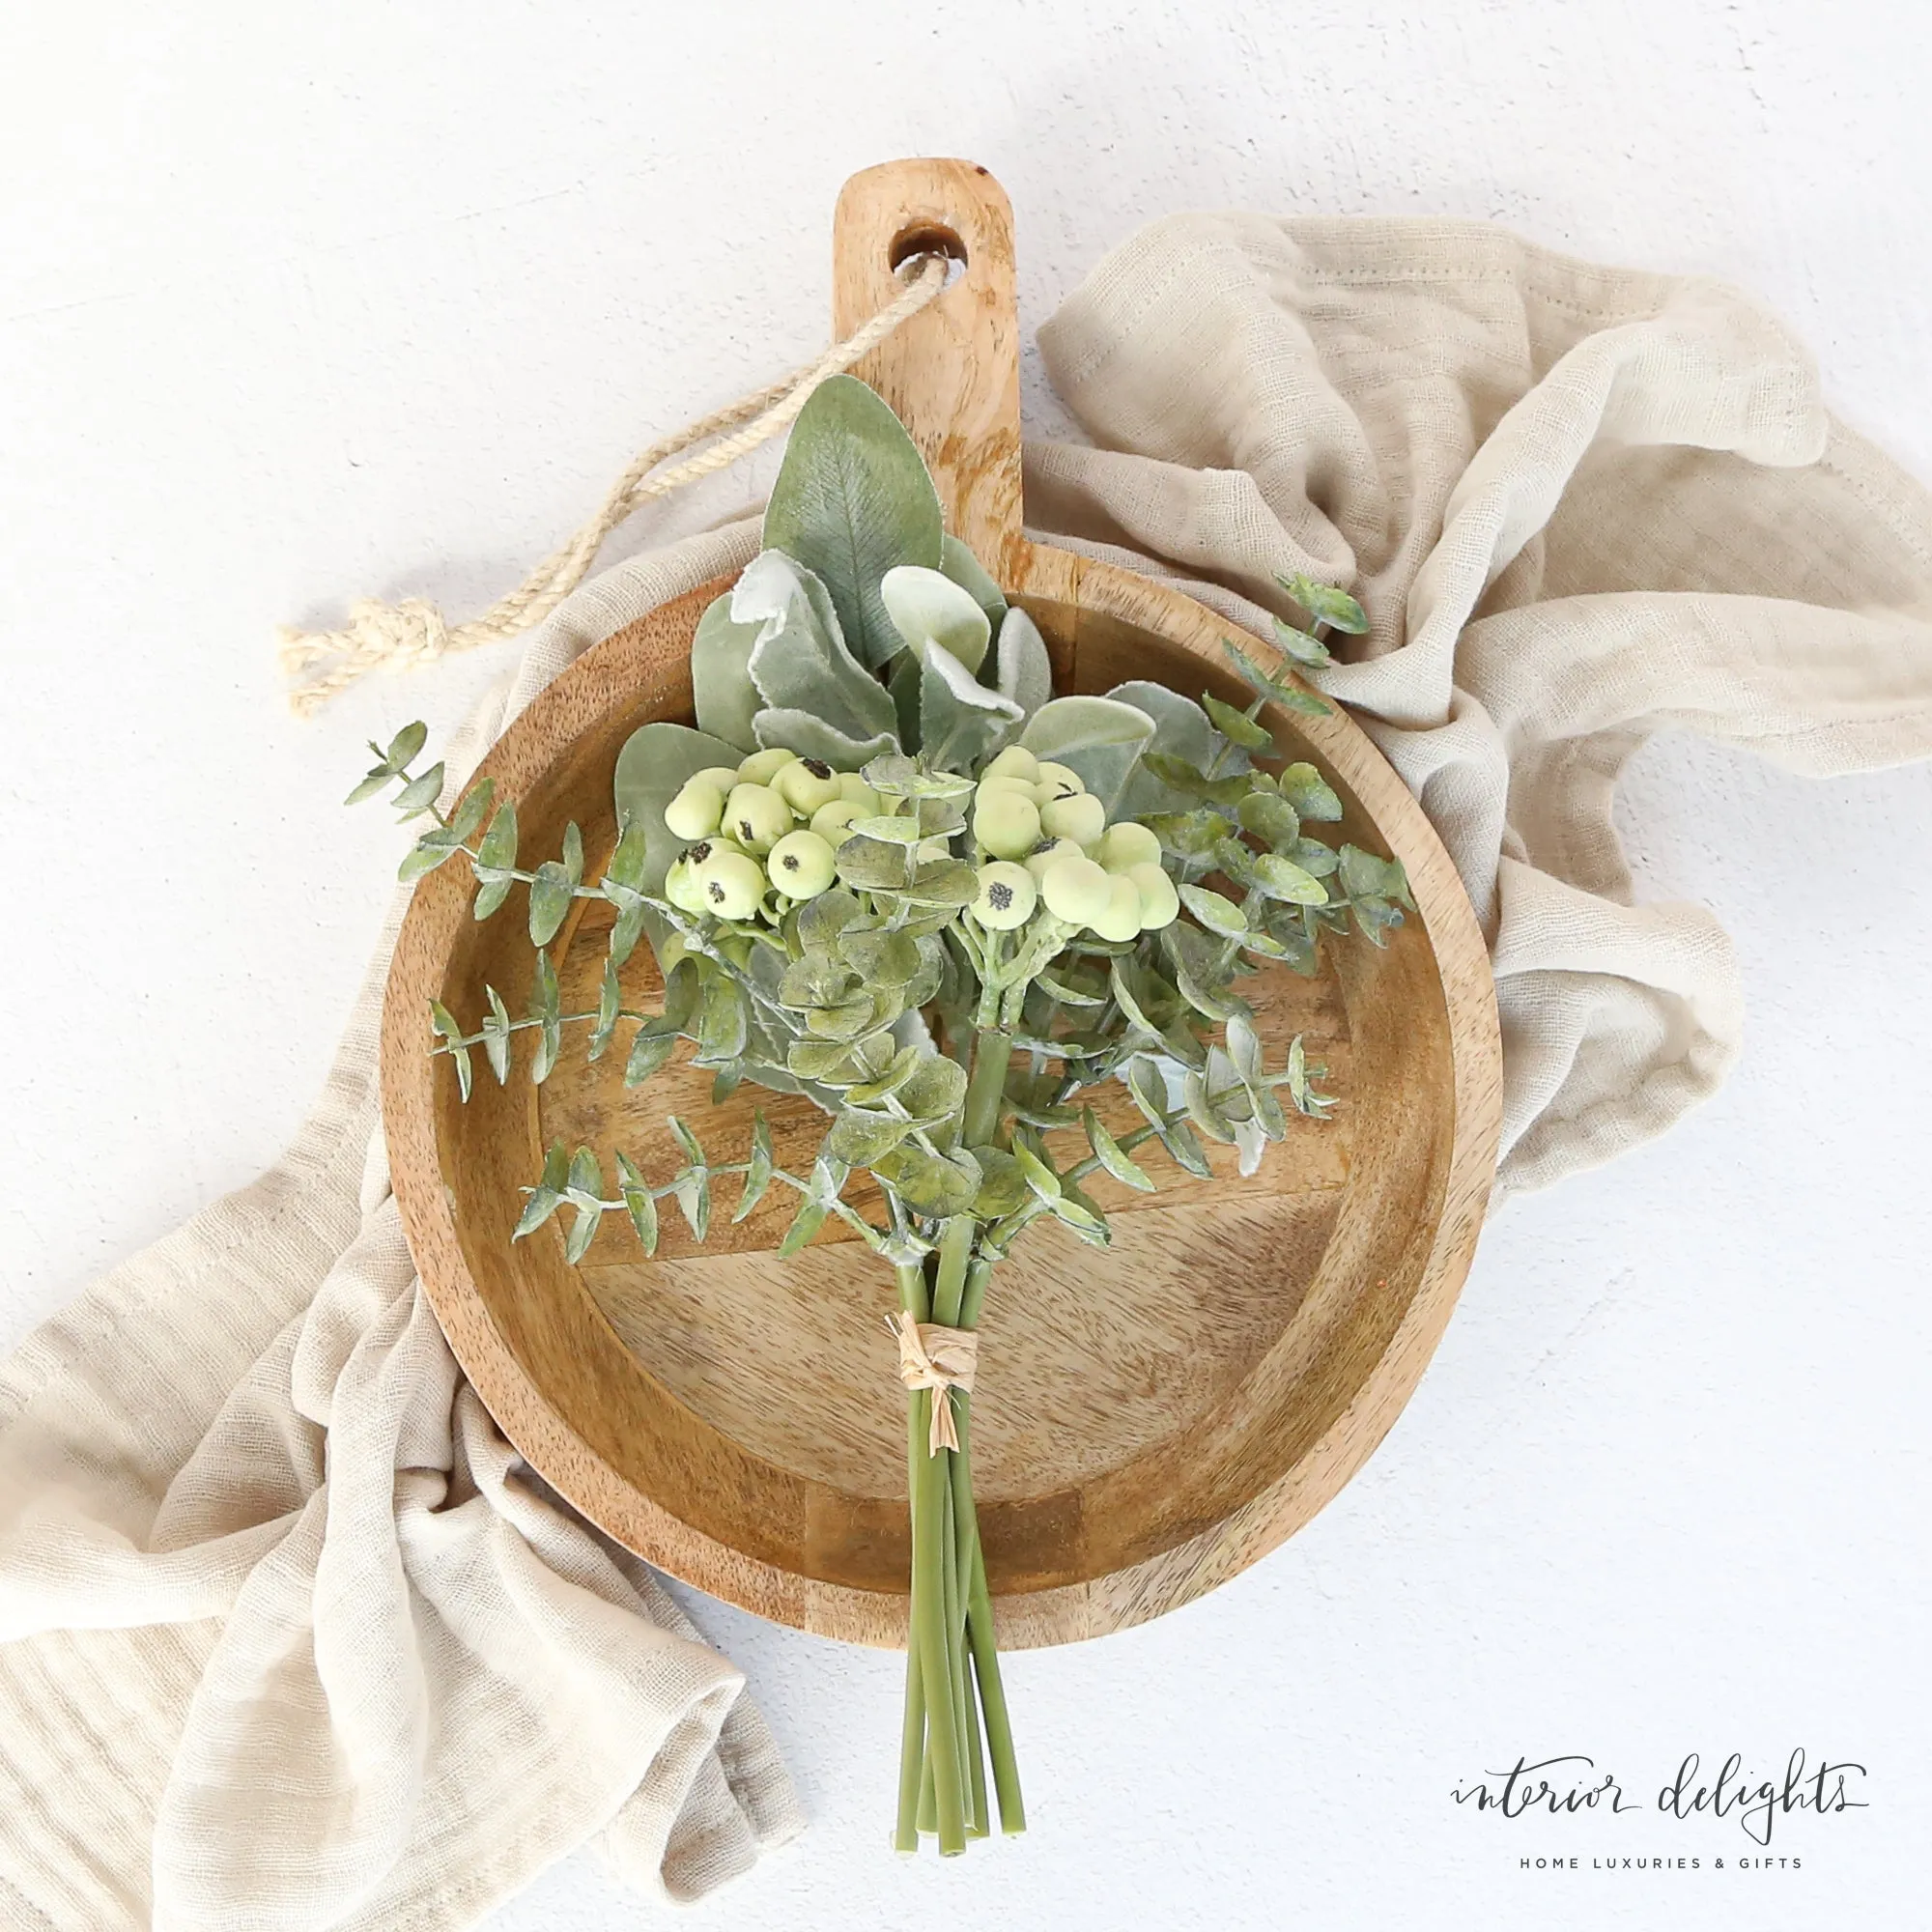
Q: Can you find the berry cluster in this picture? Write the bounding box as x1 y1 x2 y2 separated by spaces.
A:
660 741 1184 948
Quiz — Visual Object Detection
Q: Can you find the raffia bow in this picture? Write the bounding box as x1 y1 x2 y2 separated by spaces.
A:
888 1311 979 1455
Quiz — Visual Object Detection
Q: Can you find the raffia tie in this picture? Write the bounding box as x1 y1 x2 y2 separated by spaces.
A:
888 1311 979 1456
278 251 952 717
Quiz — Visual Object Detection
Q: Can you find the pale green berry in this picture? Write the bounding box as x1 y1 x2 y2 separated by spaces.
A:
1034 760 1084 801
1025 838 1083 883
766 829 837 898
1040 791 1106 847
695 765 743 794
1127 860 1180 929
973 788 1041 860
973 772 1037 805
724 782 793 854
692 846 766 921
972 860 1037 929
837 773 881 809
1097 820 1163 872
1039 852 1113 924
737 747 798 785
982 744 1039 782
664 854 707 917
775 756 842 813
664 777 724 841
810 798 867 844
1089 874 1145 943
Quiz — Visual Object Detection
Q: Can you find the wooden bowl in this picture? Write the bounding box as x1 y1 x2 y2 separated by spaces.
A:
382 159 1501 1649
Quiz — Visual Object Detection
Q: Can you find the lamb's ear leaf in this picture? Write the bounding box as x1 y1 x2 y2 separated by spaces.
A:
1019 696 1157 814
761 376 942 669
940 532 1008 628
881 563 992 675
611 721 745 971
732 551 897 743
1106 681 1235 817
995 607 1052 722
752 708 898 771
920 642 1024 774
690 591 763 753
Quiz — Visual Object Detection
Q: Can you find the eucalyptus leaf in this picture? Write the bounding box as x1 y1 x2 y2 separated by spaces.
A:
830 1108 913 1166
393 763 445 815
528 950 562 1084
482 985 512 1084
1202 691 1274 752
449 779 496 843
1270 616 1334 668
625 1028 679 1087
472 803 520 920
384 721 429 771
1083 1107 1154 1192
761 375 942 668
734 1114 774 1222
616 1151 660 1256
1277 762 1345 823
527 861 573 948
1178 883 1247 937
588 958 621 1061
1248 851 1327 905
1281 570 1370 634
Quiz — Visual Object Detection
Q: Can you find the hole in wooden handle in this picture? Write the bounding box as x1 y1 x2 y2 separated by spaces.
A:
889 220 968 288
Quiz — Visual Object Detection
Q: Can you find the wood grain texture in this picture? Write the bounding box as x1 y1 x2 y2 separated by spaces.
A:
379 159 1503 1650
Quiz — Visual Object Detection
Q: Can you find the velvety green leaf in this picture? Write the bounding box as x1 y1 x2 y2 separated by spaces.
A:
385 721 430 771
611 722 747 967
877 1145 981 1219
897 1050 968 1126
1281 571 1370 634
1237 790 1301 847
1020 696 1156 813
797 887 862 952
776 1196 829 1259
696 977 750 1062
616 1151 660 1255
397 833 460 885
881 563 992 675
528 951 562 1084
588 958 621 1061
834 834 918 892
761 375 943 668
1083 1107 1154 1192
1270 616 1334 668
1202 691 1274 752
970 1147 1029 1218
940 531 1008 628
392 762 445 814
1277 762 1344 823
691 590 763 752
752 709 897 771
901 857 978 909
472 803 520 920
449 779 496 842
1178 883 1247 937
838 926 921 986
829 1108 911 1166
733 1114 774 1223
989 606 1052 723
481 985 512 1084
1248 851 1327 905
734 549 898 743
919 639 1023 773
527 862 573 948
513 1186 562 1239
625 1028 679 1086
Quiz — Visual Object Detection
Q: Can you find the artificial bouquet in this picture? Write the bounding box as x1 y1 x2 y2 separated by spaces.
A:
354 376 1407 1854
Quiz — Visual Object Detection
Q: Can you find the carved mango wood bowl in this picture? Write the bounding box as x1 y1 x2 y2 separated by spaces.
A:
381 158 1501 1649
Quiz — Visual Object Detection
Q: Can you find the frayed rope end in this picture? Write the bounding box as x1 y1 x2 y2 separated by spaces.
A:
277 597 454 717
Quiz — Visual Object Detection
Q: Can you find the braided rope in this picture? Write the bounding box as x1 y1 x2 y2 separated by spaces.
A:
279 252 952 716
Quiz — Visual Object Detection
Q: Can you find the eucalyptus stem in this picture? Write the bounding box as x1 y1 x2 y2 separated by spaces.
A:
894 1261 929 1853
953 1394 1025 1834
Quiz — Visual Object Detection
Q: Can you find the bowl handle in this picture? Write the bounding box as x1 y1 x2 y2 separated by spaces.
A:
832 157 1025 582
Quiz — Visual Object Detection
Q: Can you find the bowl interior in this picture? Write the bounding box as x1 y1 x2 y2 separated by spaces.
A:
419 584 1459 1612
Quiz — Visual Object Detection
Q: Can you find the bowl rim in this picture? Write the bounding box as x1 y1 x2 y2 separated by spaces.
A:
380 539 1501 1650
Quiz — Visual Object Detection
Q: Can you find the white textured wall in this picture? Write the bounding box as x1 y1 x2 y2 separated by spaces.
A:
4 4 1928 1927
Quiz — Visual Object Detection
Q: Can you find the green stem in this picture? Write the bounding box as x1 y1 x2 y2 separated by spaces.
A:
962 1028 1015 1151
941 1469 973 1826
953 1394 1026 1834
912 1407 966 1853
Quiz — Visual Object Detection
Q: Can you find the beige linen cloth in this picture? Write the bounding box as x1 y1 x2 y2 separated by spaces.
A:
6 214 1932 1928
